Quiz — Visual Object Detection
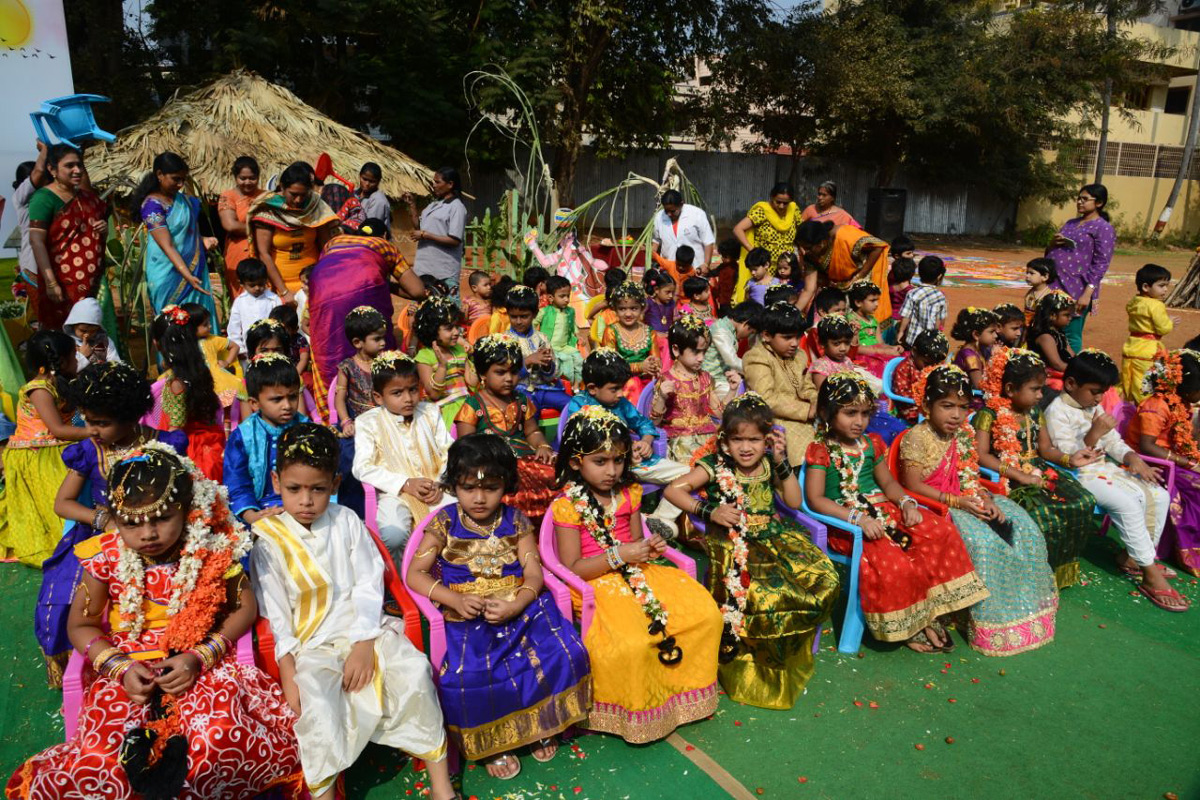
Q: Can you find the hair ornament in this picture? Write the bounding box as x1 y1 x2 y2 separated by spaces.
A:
280 425 338 462
247 317 286 334
587 347 624 367
563 404 628 456
508 284 537 299
725 391 770 413
823 371 877 408
675 313 707 334
817 312 854 336
848 278 877 293
347 305 384 320
1078 348 1116 368
249 351 292 367
161 305 190 327
371 350 415 374
108 445 189 523
994 302 1022 316
610 281 646 304
1040 290 1075 313
473 333 523 362
914 363 970 408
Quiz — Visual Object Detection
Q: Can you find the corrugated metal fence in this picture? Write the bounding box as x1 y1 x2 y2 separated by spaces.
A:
465 149 1016 236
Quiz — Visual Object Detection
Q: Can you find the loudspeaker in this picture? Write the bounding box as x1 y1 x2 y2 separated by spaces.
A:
866 187 908 242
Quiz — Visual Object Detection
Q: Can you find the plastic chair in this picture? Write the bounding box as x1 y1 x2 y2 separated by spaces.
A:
64 628 256 740
326 381 341 426
401 508 572 673
538 510 696 637
885 429 1004 514
687 496 827 654
634 380 668 459
303 388 324 425
797 463 868 654
30 94 116 147
881 356 911 407
466 316 491 345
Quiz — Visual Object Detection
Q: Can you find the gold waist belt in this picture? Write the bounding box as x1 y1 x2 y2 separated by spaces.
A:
447 575 523 596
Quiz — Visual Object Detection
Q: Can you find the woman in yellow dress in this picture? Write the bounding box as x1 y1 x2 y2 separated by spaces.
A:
731 183 801 303
249 161 339 303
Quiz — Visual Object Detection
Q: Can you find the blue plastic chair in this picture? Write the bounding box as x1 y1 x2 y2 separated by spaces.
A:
687 496 828 655
797 463 866 654
30 94 116 147
634 380 669 459
880 356 911 406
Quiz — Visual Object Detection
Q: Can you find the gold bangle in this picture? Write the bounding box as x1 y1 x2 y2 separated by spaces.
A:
426 579 442 601
516 585 538 599
91 646 122 673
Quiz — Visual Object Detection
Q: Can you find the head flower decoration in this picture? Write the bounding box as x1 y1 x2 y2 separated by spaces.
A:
562 404 626 456
249 351 292 367
848 278 876 293
1141 349 1200 462
724 390 769 414
913 363 968 410
609 281 646 304
982 348 1049 492
675 313 707 334
247 317 286 335
508 284 537 300
1039 290 1075 313
161 304 190 327
1079 347 1116 369
473 333 523 363
824 371 877 408
817 312 854 338
371 350 415 374
588 347 625 367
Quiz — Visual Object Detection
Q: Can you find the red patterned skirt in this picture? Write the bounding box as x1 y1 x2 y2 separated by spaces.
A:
827 500 990 642
509 456 557 520
7 660 304 799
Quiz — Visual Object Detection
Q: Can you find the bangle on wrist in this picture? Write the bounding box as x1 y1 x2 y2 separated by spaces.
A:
516 584 538 599
426 579 442 601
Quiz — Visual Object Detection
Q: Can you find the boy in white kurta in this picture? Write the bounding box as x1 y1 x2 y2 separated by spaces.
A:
252 423 455 800
352 352 454 565
1044 351 1178 609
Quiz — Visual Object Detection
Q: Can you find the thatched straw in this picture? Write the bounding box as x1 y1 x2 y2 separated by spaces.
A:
84 69 435 198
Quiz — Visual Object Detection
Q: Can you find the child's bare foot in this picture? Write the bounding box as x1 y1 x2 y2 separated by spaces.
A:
484 752 521 780
905 628 938 653
531 736 558 762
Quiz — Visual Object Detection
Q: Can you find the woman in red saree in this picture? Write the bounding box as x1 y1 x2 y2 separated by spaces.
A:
27 144 108 330
797 220 891 323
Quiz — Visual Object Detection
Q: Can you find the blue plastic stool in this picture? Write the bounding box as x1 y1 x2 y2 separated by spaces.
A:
799 463 866 654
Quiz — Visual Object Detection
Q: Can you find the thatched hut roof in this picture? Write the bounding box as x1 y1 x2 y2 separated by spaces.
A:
85 70 435 198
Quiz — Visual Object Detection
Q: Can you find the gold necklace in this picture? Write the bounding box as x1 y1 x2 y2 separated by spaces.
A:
461 511 502 539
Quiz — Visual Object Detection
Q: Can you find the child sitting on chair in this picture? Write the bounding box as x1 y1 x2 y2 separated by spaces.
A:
891 329 949 424
353 351 454 566
254 424 456 800
506 284 569 412
535 275 584 386
651 315 740 463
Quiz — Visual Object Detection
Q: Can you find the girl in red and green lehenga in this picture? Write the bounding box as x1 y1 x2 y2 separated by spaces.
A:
804 372 989 653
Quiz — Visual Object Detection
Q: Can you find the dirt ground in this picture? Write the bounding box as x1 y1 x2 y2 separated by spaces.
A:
912 237 1200 355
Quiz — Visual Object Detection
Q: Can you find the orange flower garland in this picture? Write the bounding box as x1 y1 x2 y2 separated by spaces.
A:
1144 350 1200 463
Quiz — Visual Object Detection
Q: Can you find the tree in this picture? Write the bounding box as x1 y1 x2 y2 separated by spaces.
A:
468 0 721 203
62 0 161 130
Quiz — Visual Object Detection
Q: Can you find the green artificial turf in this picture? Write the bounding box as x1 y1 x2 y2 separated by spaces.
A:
0 528 1197 799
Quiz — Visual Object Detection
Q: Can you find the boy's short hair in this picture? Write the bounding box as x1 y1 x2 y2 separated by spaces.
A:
917 255 946 285
764 284 798 307
344 306 388 343
276 422 339 475
759 302 806 336
889 256 917 284
1026 257 1057 284
745 247 771 269
235 258 269 284
675 245 695 268
582 348 632 389
371 351 420 392
728 300 763 330
468 270 490 289
544 275 571 296
717 237 741 259
269 303 299 330
812 287 847 315
993 303 1024 325
1135 263 1171 291
523 266 550 290
246 353 301 397
503 283 540 313
891 235 915 254
682 275 710 300
1063 350 1119 389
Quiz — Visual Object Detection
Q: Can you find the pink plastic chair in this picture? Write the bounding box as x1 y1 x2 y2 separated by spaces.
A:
401 508 573 672
326 382 341 426
538 508 696 636
63 631 255 740
304 388 323 425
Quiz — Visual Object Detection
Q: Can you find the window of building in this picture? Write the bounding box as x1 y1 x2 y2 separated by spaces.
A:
1165 86 1191 115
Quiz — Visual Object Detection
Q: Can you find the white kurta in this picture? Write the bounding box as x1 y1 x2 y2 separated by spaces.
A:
1045 394 1169 566
251 505 447 792
352 403 454 559
652 203 716 263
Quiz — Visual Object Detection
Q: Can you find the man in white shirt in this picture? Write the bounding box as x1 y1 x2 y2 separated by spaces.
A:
652 189 715 269
12 142 49 286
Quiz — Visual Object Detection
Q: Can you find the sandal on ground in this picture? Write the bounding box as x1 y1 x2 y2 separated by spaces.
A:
905 630 938 653
483 753 522 780
930 622 956 653
1137 583 1190 613
531 737 558 763
1117 558 1177 580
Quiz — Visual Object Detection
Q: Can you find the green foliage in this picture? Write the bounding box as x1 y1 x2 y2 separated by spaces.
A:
1017 221 1060 248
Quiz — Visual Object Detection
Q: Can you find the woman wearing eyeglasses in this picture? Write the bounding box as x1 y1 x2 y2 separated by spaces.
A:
1044 184 1116 353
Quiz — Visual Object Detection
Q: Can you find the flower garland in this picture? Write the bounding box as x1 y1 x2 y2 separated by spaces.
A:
564 481 681 664
1142 350 1200 463
113 442 252 649
824 437 904 544
710 456 752 643
954 422 982 499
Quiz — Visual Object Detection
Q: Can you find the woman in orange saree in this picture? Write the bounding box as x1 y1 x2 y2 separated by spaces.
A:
797 220 892 323
216 156 264 296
